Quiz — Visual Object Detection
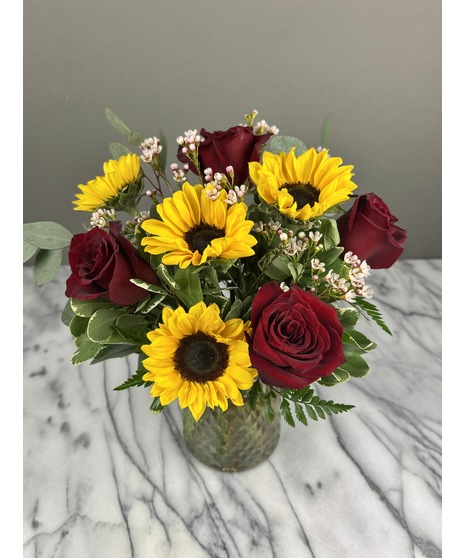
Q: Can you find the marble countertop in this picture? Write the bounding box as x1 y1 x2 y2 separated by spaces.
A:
23 260 442 558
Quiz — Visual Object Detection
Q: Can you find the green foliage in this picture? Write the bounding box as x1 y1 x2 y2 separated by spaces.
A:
319 219 340 250
23 241 38 263
24 221 73 250
274 385 355 426
337 307 360 329
33 248 63 285
150 397 165 414
320 113 333 149
267 135 308 156
173 268 203 307
114 369 151 391
354 297 392 335
105 107 144 148
109 142 132 158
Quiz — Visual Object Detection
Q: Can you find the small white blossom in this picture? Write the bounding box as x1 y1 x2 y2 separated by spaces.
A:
269 220 281 231
311 258 326 272
280 282 290 292
309 231 323 243
90 208 116 228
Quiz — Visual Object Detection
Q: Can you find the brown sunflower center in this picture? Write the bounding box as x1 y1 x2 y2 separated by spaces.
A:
174 332 229 383
184 222 225 253
282 182 320 209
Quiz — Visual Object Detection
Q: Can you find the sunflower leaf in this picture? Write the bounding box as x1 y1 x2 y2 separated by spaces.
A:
173 268 203 307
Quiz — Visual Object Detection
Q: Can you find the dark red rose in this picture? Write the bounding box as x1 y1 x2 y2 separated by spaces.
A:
65 221 158 306
178 125 272 186
248 282 345 388
337 193 407 269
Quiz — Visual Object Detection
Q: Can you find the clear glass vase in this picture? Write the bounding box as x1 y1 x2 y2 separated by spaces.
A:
182 391 281 472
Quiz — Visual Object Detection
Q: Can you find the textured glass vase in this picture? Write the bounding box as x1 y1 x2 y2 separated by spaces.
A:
182 392 281 472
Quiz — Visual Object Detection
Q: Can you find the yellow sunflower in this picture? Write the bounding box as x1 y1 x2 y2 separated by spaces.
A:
141 302 257 421
141 182 257 268
73 153 141 212
249 148 357 220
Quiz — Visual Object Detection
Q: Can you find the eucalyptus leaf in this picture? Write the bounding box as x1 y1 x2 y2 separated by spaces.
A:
158 129 168 171
105 107 131 136
23 241 38 263
109 142 132 159
128 131 144 146
267 135 308 157
320 113 333 149
33 249 63 285
24 222 73 250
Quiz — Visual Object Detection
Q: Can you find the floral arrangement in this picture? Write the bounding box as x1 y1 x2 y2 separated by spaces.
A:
23 108 407 427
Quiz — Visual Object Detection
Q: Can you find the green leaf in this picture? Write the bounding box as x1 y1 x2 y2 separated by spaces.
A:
24 222 73 250
70 298 117 318
130 279 168 295
337 308 360 329
263 393 276 423
91 344 137 364
342 330 377 353
105 107 131 136
294 403 308 426
114 369 151 391
115 314 150 343
138 294 167 314
87 308 126 343
317 368 351 386
338 351 371 378
320 113 333 149
61 300 75 326
71 336 102 365
305 405 318 421
319 219 340 250
157 264 178 291
224 299 242 321
354 297 392 335
128 131 144 146
280 398 296 427
288 262 304 284
23 241 38 263
263 253 292 281
247 380 262 411
69 315 89 337
150 397 165 414
109 142 132 159
315 246 344 267
173 268 203 307
267 135 308 157
33 248 63 285
158 129 168 171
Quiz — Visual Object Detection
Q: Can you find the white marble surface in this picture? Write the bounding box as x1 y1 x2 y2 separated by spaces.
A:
23 260 442 558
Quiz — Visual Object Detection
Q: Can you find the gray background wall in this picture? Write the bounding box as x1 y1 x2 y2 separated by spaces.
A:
24 0 441 260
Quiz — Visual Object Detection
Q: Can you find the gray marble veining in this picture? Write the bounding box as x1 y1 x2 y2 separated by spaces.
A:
23 260 442 558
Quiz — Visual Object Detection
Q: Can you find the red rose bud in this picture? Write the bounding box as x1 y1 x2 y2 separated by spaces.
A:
337 193 407 269
248 282 345 388
178 125 272 186
65 221 158 306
